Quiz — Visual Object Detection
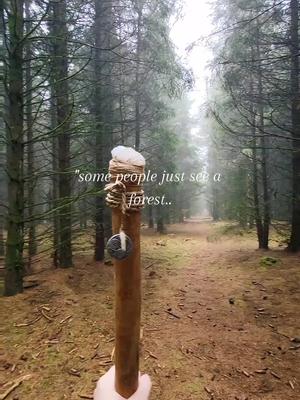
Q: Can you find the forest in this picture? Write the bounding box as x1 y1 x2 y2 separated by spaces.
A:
0 0 300 399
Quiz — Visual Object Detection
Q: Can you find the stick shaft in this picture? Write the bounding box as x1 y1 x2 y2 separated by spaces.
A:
112 208 141 398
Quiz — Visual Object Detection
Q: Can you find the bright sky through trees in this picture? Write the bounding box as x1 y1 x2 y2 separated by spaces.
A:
170 0 213 114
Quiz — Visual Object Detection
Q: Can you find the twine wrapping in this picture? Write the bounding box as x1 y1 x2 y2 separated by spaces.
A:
105 159 145 214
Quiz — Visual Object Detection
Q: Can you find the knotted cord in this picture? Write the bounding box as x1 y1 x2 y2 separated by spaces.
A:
105 157 145 251
105 159 145 214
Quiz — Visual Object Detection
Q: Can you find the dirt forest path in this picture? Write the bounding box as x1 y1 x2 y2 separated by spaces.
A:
1 221 300 400
142 220 300 400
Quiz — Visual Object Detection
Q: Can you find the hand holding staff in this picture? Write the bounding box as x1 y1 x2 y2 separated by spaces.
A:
94 366 151 400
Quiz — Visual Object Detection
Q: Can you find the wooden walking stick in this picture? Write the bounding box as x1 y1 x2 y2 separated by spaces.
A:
105 146 145 398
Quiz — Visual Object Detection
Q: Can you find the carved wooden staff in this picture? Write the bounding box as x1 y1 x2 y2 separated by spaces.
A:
105 147 145 398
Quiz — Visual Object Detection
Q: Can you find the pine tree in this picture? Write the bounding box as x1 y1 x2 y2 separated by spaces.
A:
4 0 25 295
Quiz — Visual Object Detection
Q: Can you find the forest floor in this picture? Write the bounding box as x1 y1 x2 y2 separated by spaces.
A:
0 220 300 400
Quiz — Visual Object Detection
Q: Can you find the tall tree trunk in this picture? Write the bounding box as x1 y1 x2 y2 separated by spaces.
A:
250 76 263 247
94 0 105 262
257 36 270 250
148 206 154 228
250 45 266 250
252 123 264 248
0 152 5 258
25 0 37 271
48 9 59 267
211 185 220 221
4 0 25 295
209 144 220 221
51 0 73 267
237 167 248 228
156 206 165 233
51 93 59 267
119 94 125 144
288 0 300 251
0 1 5 257
0 214 4 257
94 0 113 261
134 6 142 151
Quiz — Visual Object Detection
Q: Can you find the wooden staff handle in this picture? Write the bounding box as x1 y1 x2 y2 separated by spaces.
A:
112 203 141 398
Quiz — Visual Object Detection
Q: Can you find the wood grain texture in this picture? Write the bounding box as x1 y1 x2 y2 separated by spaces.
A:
112 192 141 398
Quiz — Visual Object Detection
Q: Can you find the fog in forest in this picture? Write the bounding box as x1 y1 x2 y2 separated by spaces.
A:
0 0 300 399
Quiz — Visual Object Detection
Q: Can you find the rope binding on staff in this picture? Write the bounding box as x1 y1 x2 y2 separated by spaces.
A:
105 158 145 214
105 147 145 256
